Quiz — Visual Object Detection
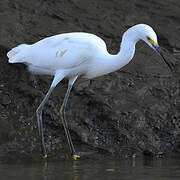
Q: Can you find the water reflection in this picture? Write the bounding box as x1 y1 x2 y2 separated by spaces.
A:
0 155 180 180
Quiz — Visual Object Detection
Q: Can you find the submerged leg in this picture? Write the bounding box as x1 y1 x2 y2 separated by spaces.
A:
59 76 80 160
36 71 65 158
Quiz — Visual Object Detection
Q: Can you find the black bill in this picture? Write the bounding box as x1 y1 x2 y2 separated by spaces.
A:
152 44 174 71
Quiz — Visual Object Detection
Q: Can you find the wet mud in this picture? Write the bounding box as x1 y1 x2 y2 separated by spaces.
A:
0 0 180 161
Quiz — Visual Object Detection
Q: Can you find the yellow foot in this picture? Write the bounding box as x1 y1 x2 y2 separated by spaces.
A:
72 154 80 160
42 154 48 159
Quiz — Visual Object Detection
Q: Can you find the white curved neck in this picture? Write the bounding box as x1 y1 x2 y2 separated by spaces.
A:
85 27 142 79
102 28 140 74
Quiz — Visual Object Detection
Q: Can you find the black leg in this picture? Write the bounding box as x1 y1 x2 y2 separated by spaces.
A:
36 87 54 158
36 70 65 158
59 76 80 160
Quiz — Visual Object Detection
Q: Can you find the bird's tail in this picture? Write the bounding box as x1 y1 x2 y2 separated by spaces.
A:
7 44 28 63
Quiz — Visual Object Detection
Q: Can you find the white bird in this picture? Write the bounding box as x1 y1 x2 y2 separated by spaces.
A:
7 24 173 160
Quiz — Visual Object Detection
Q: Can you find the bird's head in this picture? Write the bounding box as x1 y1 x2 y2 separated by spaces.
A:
139 24 174 71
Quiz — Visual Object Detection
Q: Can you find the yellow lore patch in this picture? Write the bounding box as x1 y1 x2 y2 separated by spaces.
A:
146 36 157 46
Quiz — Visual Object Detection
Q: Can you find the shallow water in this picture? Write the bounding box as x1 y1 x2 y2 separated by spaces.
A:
0 155 180 180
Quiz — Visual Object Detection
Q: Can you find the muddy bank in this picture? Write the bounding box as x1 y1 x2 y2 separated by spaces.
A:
0 0 180 160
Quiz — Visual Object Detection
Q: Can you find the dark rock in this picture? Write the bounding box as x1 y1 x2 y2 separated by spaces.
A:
2 95 11 105
0 0 180 160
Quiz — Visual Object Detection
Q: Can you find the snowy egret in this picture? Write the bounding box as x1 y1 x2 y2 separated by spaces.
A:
7 24 173 160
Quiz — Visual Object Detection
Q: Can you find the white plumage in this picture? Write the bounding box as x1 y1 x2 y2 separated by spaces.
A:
7 24 173 160
7 24 161 80
8 32 108 78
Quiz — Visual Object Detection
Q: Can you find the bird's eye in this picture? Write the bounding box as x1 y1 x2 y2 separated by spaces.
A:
147 36 151 41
